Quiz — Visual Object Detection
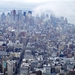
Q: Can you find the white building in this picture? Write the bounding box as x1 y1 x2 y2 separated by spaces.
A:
7 60 14 75
20 63 30 75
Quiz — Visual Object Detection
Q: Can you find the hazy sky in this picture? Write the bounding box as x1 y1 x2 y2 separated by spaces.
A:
0 0 75 24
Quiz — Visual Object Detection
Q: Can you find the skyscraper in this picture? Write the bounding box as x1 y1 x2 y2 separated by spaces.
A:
11 10 16 21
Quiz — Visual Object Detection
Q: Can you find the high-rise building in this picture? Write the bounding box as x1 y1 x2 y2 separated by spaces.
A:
23 12 26 16
46 14 49 18
12 10 16 16
28 11 32 18
15 14 19 21
28 11 32 15
18 10 23 21
11 10 16 21
6 12 11 22
1 13 6 21
23 12 26 22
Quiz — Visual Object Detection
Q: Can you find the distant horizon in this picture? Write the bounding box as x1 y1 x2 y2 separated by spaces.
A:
0 0 75 24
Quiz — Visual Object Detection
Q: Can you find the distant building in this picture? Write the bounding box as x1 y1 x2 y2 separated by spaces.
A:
1 13 6 21
12 10 16 21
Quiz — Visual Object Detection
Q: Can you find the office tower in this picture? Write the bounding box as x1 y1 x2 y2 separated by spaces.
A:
23 12 26 16
23 12 26 23
16 14 19 22
6 12 11 22
12 10 16 21
46 14 49 18
1 13 6 21
65 18 68 24
18 10 23 21
41 13 45 19
27 11 32 18
28 11 32 14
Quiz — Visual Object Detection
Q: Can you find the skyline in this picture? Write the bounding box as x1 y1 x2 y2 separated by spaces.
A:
0 0 75 24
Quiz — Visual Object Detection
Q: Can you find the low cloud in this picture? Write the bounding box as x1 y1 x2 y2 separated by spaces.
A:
33 1 75 24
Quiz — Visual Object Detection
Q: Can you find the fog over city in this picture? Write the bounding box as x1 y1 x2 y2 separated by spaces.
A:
1 0 75 75
0 0 75 24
